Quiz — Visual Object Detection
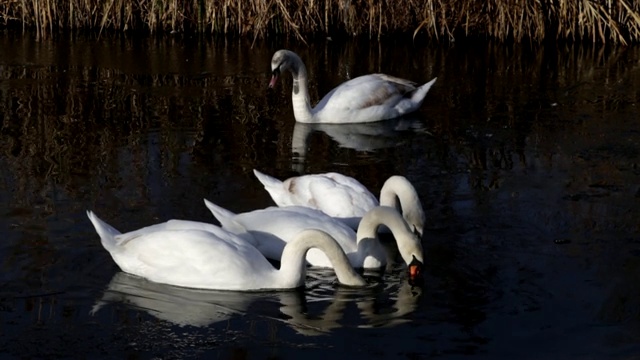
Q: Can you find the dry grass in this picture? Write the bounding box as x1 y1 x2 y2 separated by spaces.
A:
1 0 640 43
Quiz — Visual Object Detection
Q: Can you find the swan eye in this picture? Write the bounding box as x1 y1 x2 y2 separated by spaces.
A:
412 225 421 237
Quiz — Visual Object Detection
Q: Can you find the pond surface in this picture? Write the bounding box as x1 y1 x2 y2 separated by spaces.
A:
1 32 640 359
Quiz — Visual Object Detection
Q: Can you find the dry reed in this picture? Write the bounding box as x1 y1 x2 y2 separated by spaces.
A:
2 1 640 43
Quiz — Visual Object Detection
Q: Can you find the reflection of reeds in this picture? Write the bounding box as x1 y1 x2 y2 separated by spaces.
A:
1 39 639 210
2 0 640 43
0 37 276 214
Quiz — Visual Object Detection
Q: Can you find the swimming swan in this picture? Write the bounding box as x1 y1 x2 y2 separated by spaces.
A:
203 200 423 276
269 49 437 124
86 211 366 291
253 169 425 237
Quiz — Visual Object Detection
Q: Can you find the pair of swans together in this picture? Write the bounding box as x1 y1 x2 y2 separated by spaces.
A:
88 170 425 291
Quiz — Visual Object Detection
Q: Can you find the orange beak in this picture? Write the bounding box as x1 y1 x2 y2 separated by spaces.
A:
407 255 423 284
409 264 420 278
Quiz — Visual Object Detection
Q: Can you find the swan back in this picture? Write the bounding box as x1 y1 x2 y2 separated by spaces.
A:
253 169 378 219
203 200 384 268
114 229 269 289
311 74 437 123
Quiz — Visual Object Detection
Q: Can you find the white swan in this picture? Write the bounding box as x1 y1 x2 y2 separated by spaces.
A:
203 200 423 277
86 211 366 291
269 49 437 124
253 169 425 237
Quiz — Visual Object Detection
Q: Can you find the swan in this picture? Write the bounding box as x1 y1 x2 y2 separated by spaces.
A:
203 200 423 278
269 49 437 124
86 211 366 291
253 169 425 237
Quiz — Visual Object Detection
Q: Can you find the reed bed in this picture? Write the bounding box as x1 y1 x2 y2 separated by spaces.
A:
1 0 640 43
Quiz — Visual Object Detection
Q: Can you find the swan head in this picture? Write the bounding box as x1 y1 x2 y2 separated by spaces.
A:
395 226 424 275
269 49 302 88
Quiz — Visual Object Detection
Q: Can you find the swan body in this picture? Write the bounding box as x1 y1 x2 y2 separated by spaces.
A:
253 169 425 237
269 49 437 124
86 211 366 291
203 200 423 272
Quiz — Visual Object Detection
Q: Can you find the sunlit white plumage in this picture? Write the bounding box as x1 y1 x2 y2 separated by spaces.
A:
269 49 437 124
203 200 423 271
253 169 425 237
86 211 366 291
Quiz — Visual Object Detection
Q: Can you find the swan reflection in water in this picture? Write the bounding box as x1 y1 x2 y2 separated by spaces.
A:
91 270 422 335
291 115 429 171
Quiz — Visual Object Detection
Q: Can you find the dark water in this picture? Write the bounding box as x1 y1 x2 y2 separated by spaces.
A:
1 32 640 358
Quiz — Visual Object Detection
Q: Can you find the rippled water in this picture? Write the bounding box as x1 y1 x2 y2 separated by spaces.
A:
1 33 640 358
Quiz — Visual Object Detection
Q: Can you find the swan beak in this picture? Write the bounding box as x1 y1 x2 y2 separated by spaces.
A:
269 69 280 88
408 256 423 284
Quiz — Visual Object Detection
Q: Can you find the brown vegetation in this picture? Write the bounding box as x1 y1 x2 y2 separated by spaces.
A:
1 0 640 44
2 38 638 202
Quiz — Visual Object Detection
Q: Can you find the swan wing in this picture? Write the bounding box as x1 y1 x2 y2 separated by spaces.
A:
315 74 416 113
112 229 274 290
255 172 379 229
164 219 258 247
111 219 256 248
269 172 379 217
232 206 359 266
305 173 379 218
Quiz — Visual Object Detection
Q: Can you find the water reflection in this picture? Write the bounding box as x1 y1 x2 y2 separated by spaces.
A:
91 272 277 327
92 270 421 334
290 115 429 171
2 34 640 357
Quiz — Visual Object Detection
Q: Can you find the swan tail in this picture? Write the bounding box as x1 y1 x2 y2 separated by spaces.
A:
86 210 121 252
253 169 282 190
202 199 258 246
202 198 250 236
410 77 437 105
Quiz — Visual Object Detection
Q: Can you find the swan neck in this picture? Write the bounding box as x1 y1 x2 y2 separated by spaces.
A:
279 229 365 287
356 206 410 241
289 58 315 123
357 206 423 266
379 176 422 219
